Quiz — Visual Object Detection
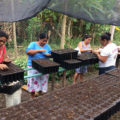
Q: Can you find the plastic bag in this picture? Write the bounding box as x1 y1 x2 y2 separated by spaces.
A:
74 47 81 56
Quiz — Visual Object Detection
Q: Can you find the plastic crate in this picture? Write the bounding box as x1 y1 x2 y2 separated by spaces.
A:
0 81 22 94
0 63 24 85
54 59 82 70
77 52 98 65
51 48 78 60
32 59 60 74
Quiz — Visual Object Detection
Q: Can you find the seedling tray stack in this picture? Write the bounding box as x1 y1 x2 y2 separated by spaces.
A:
59 59 83 70
51 48 78 60
77 52 98 65
52 49 83 70
32 59 59 74
0 81 22 94
88 53 98 64
1 69 120 119
0 63 24 85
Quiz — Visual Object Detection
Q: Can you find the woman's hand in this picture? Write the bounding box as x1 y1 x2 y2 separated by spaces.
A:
44 54 51 57
92 50 100 55
87 48 92 52
39 49 46 52
27 49 46 56
0 64 8 70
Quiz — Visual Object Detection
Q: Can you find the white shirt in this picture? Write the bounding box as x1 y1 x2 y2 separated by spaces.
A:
117 46 120 49
99 43 118 68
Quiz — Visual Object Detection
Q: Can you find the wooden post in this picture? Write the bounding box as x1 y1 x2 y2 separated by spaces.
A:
13 22 18 58
48 30 51 44
51 73 55 91
116 57 119 68
110 25 115 41
62 71 66 87
60 15 67 49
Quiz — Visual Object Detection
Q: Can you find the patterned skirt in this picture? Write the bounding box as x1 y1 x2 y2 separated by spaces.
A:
27 66 49 93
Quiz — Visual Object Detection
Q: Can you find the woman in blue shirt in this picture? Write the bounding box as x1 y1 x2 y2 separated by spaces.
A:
26 33 51 98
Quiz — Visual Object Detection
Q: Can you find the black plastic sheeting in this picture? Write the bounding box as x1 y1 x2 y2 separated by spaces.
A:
1 0 120 25
0 0 50 22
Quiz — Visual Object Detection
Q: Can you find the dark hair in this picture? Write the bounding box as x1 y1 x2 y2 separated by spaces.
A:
101 32 111 41
82 34 92 41
38 33 48 40
0 30 8 40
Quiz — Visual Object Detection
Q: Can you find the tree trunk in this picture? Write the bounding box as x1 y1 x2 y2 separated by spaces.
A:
13 22 18 58
110 25 115 41
60 15 67 49
67 19 72 39
2 22 13 43
47 30 51 44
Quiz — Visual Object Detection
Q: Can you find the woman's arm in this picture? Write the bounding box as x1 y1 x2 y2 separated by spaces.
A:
44 53 51 57
94 52 108 63
0 52 9 69
3 52 7 60
26 49 46 56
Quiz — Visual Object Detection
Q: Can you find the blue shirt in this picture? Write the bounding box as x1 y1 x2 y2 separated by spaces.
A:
25 42 51 66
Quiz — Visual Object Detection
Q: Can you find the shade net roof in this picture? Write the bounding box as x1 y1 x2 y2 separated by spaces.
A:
1 0 120 25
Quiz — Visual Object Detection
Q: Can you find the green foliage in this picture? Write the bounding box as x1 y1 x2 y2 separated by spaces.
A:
94 63 99 70
65 37 81 48
114 30 120 45
13 56 27 69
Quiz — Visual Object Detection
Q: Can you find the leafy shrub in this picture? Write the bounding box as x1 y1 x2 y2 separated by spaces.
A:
13 56 27 69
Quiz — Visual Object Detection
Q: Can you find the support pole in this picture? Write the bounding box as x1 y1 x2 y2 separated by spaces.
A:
110 25 115 41
62 71 66 87
51 73 55 91
13 22 18 58
60 15 67 49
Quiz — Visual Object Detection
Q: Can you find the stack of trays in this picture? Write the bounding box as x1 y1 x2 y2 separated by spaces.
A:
60 59 83 70
51 48 78 60
0 63 24 85
77 52 98 65
32 59 60 74
52 49 83 70
0 81 22 94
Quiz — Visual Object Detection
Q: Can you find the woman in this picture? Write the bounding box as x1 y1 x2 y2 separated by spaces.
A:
73 34 92 84
0 30 11 70
93 32 118 75
26 33 51 98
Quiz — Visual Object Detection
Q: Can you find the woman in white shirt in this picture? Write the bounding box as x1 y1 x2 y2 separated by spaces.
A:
93 32 118 75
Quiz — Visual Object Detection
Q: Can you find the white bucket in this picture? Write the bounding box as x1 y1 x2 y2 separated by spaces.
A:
5 89 22 108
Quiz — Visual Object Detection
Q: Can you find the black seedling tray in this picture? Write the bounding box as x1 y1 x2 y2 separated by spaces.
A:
32 59 60 74
94 101 120 120
89 53 98 64
77 52 98 65
0 63 24 85
51 48 78 60
0 81 22 94
58 59 83 70
1 69 120 119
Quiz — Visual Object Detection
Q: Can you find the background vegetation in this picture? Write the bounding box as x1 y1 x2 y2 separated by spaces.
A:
1 9 120 83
